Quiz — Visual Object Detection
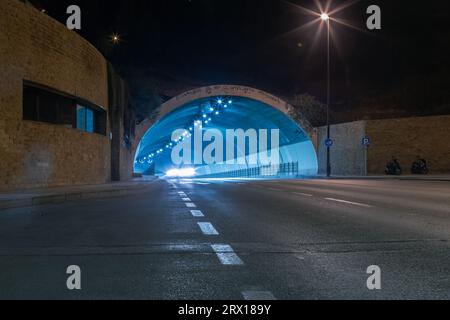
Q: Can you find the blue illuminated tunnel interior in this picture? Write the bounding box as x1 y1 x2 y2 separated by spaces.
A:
134 96 318 178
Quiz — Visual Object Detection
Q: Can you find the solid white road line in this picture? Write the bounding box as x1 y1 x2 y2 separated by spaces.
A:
292 192 313 197
211 244 244 265
182 198 191 202
324 198 372 208
186 203 197 208
242 291 277 301
198 222 219 235
190 210 205 217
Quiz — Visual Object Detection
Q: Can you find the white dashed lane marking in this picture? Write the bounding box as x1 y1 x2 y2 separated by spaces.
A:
190 210 205 217
292 192 313 197
324 198 372 208
186 203 197 208
211 244 244 265
198 222 219 235
242 291 277 301
168 182 178 189
182 198 191 202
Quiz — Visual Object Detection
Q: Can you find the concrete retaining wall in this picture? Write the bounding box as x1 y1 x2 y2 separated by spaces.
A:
317 121 367 176
108 64 136 182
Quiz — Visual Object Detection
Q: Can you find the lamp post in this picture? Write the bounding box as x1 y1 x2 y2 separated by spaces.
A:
321 13 332 178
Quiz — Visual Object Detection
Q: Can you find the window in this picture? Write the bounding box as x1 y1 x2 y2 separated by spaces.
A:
76 105 94 133
23 85 75 127
23 82 107 135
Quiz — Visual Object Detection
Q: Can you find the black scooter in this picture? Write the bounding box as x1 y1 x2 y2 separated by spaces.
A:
385 159 402 175
411 159 429 175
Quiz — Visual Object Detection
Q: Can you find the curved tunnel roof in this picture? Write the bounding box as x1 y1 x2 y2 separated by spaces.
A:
135 96 318 176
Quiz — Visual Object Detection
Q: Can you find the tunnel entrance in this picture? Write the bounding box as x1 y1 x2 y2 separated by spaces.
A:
134 86 318 179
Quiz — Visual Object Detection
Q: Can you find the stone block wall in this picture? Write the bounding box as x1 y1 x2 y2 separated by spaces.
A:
366 115 450 174
0 0 110 190
317 115 450 176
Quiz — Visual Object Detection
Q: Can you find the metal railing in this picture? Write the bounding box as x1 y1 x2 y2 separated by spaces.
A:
196 162 299 179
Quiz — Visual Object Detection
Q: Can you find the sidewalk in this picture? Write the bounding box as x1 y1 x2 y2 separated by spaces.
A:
0 177 158 210
314 174 450 182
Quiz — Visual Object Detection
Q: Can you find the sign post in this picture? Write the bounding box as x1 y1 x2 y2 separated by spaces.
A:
362 137 371 176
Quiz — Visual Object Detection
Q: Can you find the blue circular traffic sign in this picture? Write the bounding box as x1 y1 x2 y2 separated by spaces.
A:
325 138 333 148
362 137 372 147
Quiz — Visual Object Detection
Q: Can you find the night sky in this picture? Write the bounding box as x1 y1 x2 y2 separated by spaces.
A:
29 0 450 119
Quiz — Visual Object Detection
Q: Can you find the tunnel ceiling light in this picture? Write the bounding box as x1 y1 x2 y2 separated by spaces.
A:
140 96 236 162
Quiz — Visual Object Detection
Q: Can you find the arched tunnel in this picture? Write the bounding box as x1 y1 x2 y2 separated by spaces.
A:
134 92 318 179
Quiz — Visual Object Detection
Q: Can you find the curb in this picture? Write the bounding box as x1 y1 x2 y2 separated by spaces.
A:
310 175 450 182
0 184 153 210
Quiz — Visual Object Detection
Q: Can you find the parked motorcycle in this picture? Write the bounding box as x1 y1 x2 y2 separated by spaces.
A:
411 158 429 174
385 158 402 175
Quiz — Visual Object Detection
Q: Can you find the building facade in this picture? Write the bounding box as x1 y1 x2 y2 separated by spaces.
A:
0 0 134 190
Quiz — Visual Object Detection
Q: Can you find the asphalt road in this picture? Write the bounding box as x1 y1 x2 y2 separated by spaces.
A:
1 178 450 300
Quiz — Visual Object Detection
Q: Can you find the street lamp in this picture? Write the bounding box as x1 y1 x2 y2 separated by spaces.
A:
321 12 332 178
110 33 121 45
291 3 363 176
320 13 329 21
